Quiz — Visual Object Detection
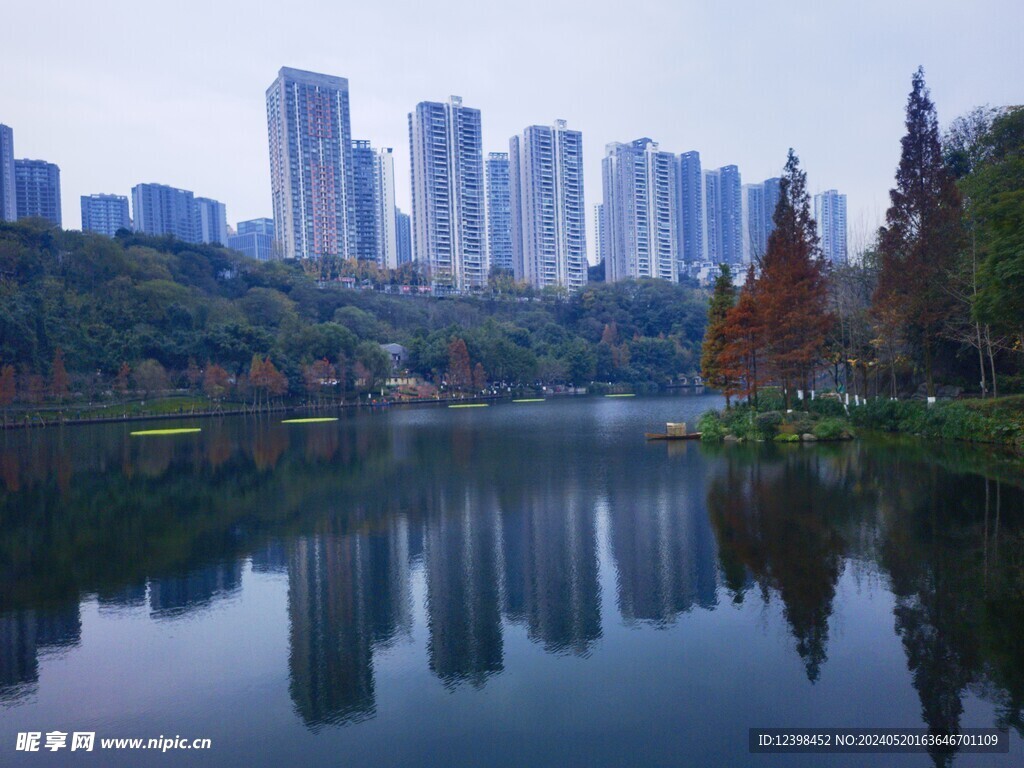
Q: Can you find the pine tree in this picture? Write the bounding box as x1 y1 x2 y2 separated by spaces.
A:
50 349 70 403
875 67 964 397
701 264 736 402
719 265 766 406
447 338 472 391
0 364 15 425
759 149 831 409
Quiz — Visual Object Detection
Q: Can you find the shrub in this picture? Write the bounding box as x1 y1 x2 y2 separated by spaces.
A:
753 411 784 440
808 396 847 418
813 417 848 441
774 433 800 443
698 410 726 442
757 387 785 412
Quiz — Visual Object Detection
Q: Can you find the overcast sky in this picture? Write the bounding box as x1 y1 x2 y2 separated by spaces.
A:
2 0 1021 260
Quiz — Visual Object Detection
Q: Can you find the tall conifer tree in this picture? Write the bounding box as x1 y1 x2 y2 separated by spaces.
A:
875 67 964 397
758 149 831 408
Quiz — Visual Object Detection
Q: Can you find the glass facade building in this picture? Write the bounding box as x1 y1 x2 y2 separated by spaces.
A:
485 152 513 273
677 151 704 264
229 218 275 260
396 209 412 266
703 165 742 265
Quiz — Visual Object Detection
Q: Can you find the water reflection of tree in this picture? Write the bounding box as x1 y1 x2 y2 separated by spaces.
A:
880 464 1024 767
707 448 851 682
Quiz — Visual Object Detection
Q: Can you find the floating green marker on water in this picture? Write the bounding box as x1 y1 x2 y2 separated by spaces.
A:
130 428 202 436
281 417 339 424
605 393 636 398
512 399 546 403
448 403 489 409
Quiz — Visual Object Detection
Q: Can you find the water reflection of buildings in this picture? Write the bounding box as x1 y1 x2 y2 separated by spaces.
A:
425 494 504 687
607 451 718 626
287 519 412 728
502 478 601 655
149 562 243 619
0 605 81 703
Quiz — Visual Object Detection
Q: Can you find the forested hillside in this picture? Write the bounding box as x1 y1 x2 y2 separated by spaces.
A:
0 220 706 400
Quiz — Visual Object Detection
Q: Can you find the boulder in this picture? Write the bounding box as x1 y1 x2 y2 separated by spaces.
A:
801 433 818 442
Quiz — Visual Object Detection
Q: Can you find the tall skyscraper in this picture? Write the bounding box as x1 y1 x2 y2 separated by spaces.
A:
15 159 61 226
0 125 15 222
677 151 704 264
594 203 608 267
742 176 782 263
509 120 587 291
395 209 412 265
351 141 398 268
485 152 513 273
742 184 764 264
814 189 848 264
409 96 486 290
601 138 678 283
81 193 130 236
351 140 379 261
703 165 742 265
195 197 228 245
229 218 275 260
374 148 398 269
266 67 353 260
131 183 197 242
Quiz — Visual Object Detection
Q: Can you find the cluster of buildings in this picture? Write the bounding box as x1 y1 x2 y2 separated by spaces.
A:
0 122 277 260
267 69 589 292
596 139 848 284
0 66 849 291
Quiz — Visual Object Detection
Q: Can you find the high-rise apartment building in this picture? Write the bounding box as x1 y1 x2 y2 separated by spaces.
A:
594 203 608 267
229 218 275 260
15 159 62 226
396 209 412 266
373 148 398 270
81 193 130 236
351 140 379 261
266 67 353 260
195 197 228 245
351 141 398 268
704 165 742 265
509 120 587 291
131 183 197 242
677 151 704 264
814 189 848 264
409 96 486 290
742 184 764 264
485 152 513 273
601 138 678 283
742 176 782 263
0 125 15 222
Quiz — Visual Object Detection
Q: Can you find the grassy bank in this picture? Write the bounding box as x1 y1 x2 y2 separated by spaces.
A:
697 391 1024 452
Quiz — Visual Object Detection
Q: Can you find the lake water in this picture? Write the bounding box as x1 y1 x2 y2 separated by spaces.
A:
1 394 1022 767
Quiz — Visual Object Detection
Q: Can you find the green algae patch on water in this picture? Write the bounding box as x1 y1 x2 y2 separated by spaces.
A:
281 418 339 424
605 393 636 398
130 428 202 436
448 403 489 409
513 399 546 403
